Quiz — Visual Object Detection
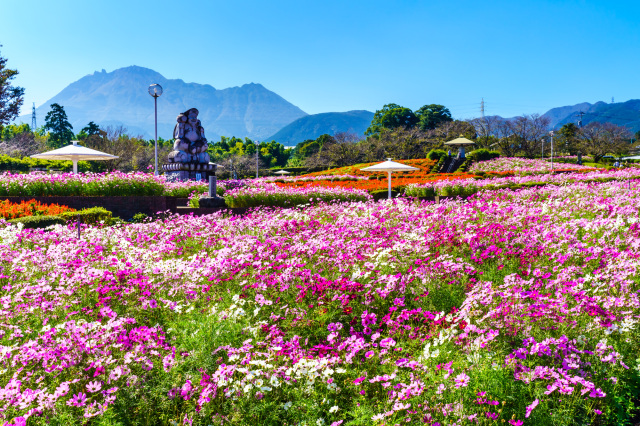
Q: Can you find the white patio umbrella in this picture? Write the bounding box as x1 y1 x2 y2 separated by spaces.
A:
361 158 419 200
444 137 476 159
274 170 291 176
30 140 118 173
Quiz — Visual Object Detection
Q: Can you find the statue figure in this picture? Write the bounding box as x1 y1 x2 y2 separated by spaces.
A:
168 108 210 164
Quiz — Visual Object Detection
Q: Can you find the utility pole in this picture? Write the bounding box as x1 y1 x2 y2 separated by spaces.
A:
31 103 36 131
550 131 554 170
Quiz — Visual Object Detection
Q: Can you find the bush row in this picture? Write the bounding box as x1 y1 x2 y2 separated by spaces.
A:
7 207 112 228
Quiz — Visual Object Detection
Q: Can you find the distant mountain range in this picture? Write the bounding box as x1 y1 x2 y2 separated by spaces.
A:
266 110 374 144
541 99 640 132
16 66 640 143
18 66 308 140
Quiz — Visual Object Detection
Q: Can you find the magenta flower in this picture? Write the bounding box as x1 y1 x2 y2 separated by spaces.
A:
525 399 539 418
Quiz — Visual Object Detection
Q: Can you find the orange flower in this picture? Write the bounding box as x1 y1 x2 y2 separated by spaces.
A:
0 199 76 220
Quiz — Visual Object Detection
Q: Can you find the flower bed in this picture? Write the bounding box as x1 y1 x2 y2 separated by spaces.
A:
1 180 639 424
405 167 640 197
301 158 437 179
223 182 371 208
0 199 76 220
0 171 166 197
469 157 593 174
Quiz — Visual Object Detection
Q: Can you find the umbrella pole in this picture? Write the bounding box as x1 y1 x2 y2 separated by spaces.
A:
388 171 392 200
73 160 78 174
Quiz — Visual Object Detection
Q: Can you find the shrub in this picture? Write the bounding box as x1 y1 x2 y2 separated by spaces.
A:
8 215 67 229
468 148 500 162
427 149 448 161
59 207 112 225
370 189 400 201
132 213 150 223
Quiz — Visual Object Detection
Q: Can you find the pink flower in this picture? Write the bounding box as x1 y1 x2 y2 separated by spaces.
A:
86 381 102 393
525 398 539 418
454 373 470 388
365 351 375 358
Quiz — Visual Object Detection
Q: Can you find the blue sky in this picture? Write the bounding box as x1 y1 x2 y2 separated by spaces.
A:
2 0 639 119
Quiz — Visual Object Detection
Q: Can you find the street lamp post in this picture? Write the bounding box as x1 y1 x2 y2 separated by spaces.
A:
549 131 554 170
148 83 163 176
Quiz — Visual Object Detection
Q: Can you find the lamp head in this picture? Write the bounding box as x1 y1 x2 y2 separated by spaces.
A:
148 83 163 98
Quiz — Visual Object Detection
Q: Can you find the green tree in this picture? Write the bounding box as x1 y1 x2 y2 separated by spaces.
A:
44 103 74 148
82 121 100 136
558 123 579 154
415 104 452 130
1 123 31 141
365 103 418 135
0 46 25 127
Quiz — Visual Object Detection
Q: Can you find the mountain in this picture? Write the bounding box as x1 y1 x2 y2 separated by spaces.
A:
266 110 374 144
18 66 307 140
545 100 640 132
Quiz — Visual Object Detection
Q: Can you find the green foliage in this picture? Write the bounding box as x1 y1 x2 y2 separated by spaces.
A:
8 207 112 229
365 103 418 135
427 149 448 161
415 104 453 131
0 154 92 172
59 207 112 225
0 123 31 141
467 148 500 162
0 46 25 126
44 103 74 148
209 137 290 168
369 189 400 201
7 214 66 228
131 213 150 223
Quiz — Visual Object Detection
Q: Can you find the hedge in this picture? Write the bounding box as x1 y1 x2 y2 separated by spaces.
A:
8 207 112 229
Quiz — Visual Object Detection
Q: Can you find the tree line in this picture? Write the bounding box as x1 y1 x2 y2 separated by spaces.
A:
288 103 640 168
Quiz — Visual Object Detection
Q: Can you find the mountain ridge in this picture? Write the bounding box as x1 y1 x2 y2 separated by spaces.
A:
266 110 374 144
18 66 307 140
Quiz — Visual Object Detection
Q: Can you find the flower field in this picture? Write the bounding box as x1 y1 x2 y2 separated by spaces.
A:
468 158 592 174
302 159 436 179
405 167 640 198
2 178 640 425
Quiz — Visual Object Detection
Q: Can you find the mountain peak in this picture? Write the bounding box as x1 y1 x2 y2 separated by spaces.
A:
19 66 307 139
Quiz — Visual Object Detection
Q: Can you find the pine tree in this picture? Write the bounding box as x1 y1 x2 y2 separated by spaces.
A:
44 103 74 148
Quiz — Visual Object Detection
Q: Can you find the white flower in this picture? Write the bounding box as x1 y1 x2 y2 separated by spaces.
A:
255 379 264 387
243 383 253 393
316 419 325 426
336 368 346 374
283 401 292 410
329 405 339 413
270 376 280 387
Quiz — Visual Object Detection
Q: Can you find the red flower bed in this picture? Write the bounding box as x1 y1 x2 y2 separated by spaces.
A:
0 199 76 220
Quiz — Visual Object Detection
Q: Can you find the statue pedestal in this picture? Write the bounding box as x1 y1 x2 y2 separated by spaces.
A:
162 163 216 182
199 196 226 208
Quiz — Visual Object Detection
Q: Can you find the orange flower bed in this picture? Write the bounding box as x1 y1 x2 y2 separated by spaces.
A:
276 172 476 192
302 158 437 179
0 199 76 220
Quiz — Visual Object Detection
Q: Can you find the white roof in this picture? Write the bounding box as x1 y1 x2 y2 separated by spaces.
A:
274 170 291 175
360 159 419 172
30 141 118 161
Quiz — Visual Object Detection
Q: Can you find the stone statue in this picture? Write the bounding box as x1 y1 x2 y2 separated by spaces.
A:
168 108 210 164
